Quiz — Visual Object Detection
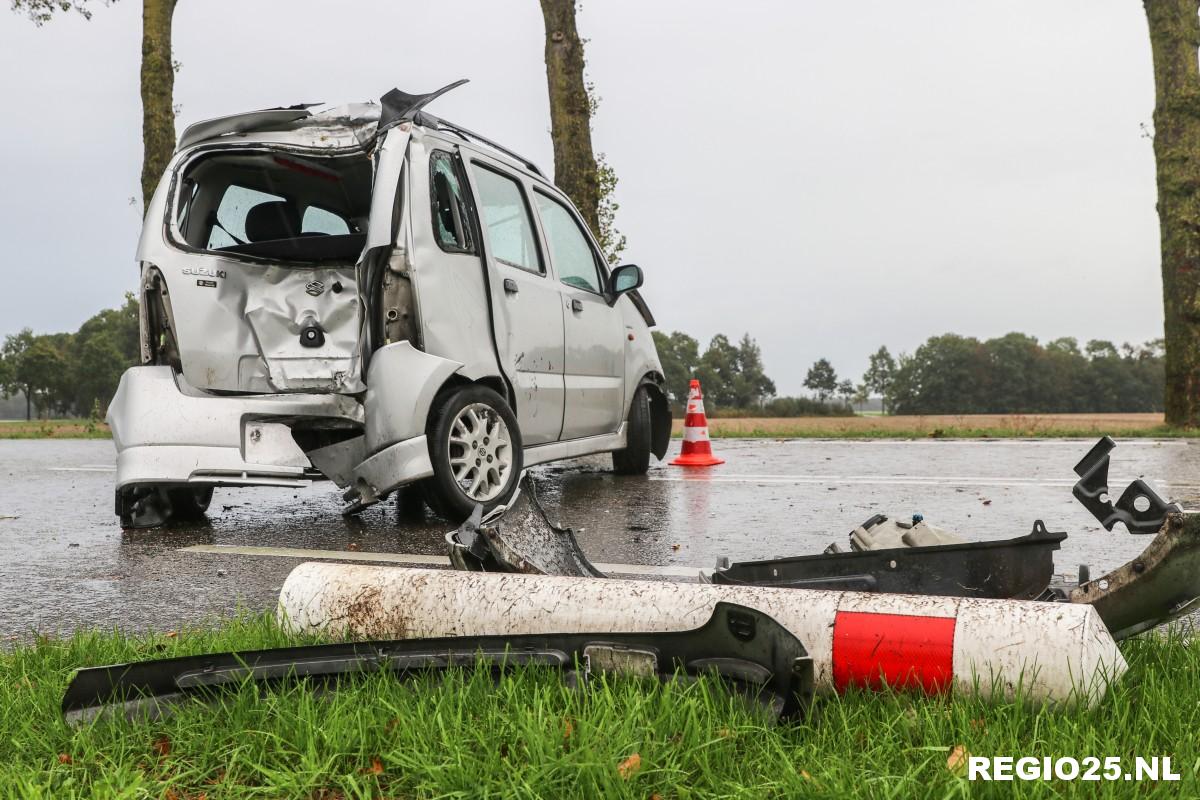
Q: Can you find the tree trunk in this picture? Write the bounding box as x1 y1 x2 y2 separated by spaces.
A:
538 0 600 236
1145 0 1200 427
141 0 177 213
25 388 30 422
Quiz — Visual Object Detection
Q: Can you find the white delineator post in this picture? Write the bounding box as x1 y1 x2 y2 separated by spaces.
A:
278 564 1126 707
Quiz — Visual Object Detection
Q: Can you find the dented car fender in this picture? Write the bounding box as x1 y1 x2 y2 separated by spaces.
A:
364 341 463 453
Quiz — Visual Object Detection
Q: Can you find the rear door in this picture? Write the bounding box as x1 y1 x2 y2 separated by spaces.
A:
463 157 565 445
531 190 625 439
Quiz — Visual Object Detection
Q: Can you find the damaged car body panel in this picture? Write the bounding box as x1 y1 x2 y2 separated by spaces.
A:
108 366 364 527
141 106 380 396
1071 435 1182 534
112 84 669 526
708 520 1067 599
62 602 814 724
448 475 606 577
344 340 464 507
1068 512 1200 639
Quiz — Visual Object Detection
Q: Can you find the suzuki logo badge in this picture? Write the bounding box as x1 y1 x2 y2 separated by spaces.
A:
305 280 325 297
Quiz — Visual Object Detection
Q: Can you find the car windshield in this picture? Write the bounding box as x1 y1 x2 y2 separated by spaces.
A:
174 150 373 263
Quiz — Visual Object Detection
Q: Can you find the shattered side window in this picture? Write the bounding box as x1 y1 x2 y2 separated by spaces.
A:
176 178 199 239
430 151 474 253
469 164 542 274
207 186 284 249
176 149 373 263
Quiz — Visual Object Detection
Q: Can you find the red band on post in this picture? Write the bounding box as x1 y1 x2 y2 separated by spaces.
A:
832 610 956 693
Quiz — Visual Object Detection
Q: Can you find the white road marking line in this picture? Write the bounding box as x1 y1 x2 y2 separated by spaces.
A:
47 466 116 472
652 476 1068 488
695 473 1081 483
651 474 1200 491
733 439 1188 447
180 544 703 578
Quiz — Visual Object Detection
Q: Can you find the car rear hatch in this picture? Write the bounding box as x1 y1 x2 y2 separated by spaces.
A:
155 107 379 394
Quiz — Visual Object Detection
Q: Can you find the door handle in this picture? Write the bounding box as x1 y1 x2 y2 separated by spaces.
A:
503 278 518 294
571 298 583 313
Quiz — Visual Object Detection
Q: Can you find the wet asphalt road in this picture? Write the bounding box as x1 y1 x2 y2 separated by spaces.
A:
1 438 1198 638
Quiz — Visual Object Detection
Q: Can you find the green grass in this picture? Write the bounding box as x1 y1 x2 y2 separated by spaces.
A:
0 419 111 439
2 615 1198 798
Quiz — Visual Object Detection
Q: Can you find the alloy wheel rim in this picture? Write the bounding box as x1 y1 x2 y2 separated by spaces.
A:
447 402 513 502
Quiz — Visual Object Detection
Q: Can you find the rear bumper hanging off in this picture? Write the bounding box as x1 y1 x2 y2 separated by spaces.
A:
108 366 363 492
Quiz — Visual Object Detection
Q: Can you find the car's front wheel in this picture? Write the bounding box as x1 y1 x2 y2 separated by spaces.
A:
421 385 523 522
612 386 653 475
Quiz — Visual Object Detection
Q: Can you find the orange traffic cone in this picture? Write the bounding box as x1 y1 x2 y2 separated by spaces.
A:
671 379 724 466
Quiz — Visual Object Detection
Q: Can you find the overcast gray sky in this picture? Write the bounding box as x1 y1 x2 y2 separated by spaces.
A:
0 0 1163 394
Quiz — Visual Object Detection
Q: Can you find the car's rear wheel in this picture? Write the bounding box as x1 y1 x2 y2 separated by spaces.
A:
612 386 653 475
421 385 523 522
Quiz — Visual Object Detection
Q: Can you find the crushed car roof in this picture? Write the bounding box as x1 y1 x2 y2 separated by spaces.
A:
176 102 382 152
173 82 547 178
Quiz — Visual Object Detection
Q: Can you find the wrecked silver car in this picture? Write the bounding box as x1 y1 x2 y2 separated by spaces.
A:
109 83 670 528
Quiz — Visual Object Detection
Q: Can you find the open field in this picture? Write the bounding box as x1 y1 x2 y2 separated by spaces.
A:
1 614 1195 798
677 413 1192 439
0 419 110 439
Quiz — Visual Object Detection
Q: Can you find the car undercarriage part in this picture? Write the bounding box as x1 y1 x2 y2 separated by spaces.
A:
278 563 1125 706
447 474 605 577
844 514 967 551
1072 436 1182 534
116 485 214 529
1066 512 1200 640
63 602 813 725
708 519 1066 600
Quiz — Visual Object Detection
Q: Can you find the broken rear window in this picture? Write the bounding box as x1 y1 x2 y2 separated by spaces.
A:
175 150 372 263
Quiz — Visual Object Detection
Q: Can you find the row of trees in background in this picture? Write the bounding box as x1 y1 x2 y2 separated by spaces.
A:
801 335 1164 415
803 347 897 411
656 329 1164 417
884 333 1164 414
0 295 139 420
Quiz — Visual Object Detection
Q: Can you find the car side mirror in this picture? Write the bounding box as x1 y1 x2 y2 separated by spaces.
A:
610 264 643 300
